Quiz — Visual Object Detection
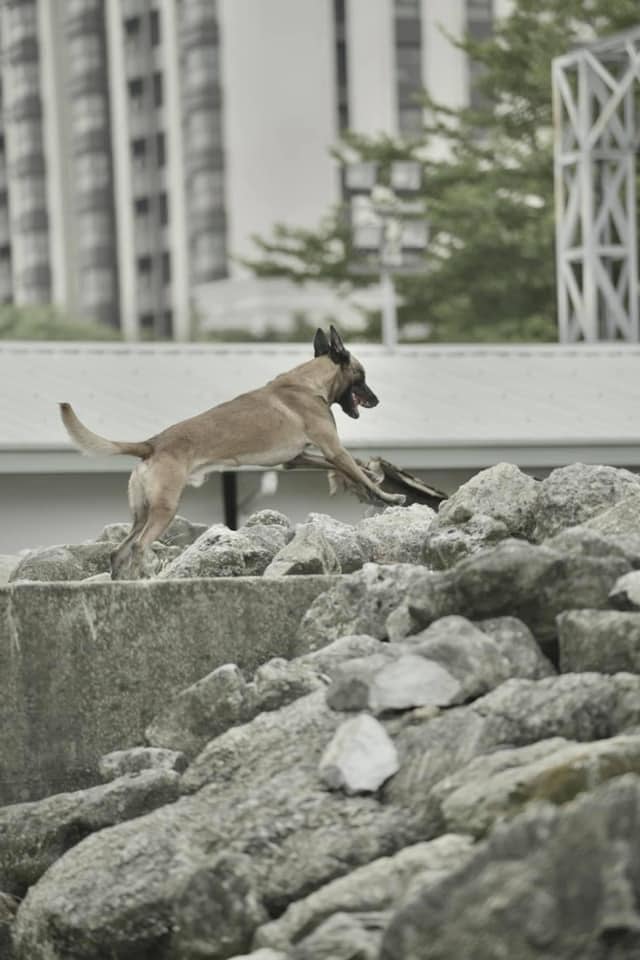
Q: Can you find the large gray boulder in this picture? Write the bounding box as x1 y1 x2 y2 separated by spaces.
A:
385 672 640 836
251 658 326 712
532 463 640 541
405 615 523 700
389 537 631 650
97 515 208 548
146 655 328 761
0 892 18 960
295 563 434 654
263 524 340 577
474 616 555 679
435 733 640 838
380 774 640 960
578 487 640 537
557 609 640 674
98 747 188 782
324 615 552 716
433 462 540 539
253 835 474 953
355 504 435 564
0 770 180 895
14 692 414 960
304 513 367 572
0 555 18 585
239 512 295 575
9 542 114 582
157 512 293 579
325 651 463 714
180 690 341 796
145 664 255 758
156 525 254 578
423 512 510 569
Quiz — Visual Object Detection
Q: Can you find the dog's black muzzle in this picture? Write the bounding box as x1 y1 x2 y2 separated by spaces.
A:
338 381 379 419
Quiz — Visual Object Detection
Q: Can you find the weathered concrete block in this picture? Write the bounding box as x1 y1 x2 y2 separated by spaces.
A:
0 576 336 804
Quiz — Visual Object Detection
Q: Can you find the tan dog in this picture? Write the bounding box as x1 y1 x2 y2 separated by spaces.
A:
60 326 404 578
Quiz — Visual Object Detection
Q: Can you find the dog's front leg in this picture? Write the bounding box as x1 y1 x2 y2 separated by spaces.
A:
284 452 385 503
307 428 405 506
330 448 405 505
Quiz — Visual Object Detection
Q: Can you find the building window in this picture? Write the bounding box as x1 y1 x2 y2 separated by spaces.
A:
153 72 163 108
162 251 171 284
159 192 168 225
184 45 218 88
190 169 224 208
6 63 40 107
186 111 220 151
82 267 114 303
10 176 46 218
156 132 165 166
71 94 107 133
131 137 146 158
134 196 149 215
75 152 110 191
394 0 423 138
193 233 226 275
5 4 37 46
69 34 103 77
124 15 141 38
69 0 101 14
467 0 493 108
8 119 42 162
22 231 49 269
128 77 145 110
150 9 160 45
78 210 111 245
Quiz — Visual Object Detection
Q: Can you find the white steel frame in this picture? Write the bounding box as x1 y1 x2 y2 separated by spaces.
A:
553 27 640 342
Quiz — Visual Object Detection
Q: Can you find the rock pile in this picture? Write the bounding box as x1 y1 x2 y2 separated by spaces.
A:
3 461 640 959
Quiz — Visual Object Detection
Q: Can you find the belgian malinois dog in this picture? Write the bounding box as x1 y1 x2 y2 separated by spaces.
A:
60 326 404 578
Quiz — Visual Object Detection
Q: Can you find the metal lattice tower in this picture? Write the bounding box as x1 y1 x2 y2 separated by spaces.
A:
552 27 640 342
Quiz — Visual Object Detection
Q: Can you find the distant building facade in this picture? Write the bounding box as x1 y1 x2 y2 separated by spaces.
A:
0 0 507 339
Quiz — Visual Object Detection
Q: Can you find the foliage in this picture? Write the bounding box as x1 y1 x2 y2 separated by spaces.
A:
0 304 121 341
242 0 640 342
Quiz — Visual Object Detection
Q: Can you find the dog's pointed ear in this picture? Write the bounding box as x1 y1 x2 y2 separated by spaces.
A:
329 325 350 365
313 328 330 357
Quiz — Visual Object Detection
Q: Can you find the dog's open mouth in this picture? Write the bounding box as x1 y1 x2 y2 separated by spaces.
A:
339 383 379 419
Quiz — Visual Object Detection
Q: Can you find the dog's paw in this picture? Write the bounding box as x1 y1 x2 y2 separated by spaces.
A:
385 493 407 506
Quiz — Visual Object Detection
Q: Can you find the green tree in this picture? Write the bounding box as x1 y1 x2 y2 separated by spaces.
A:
243 0 640 342
0 304 121 341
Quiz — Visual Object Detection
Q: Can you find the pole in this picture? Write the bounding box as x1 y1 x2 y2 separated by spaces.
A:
380 266 397 350
222 471 238 529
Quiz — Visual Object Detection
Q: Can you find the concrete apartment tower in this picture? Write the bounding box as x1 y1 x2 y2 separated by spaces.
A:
0 0 503 339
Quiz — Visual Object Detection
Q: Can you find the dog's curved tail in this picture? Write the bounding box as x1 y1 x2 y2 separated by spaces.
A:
59 402 153 458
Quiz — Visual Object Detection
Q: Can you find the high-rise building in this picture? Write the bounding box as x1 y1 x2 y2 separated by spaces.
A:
0 0 506 340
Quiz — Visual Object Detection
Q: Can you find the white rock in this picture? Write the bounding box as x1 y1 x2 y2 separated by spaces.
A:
609 569 640 610
319 713 399 794
369 655 463 713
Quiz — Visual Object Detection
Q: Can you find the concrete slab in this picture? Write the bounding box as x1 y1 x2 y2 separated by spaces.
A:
0 576 336 804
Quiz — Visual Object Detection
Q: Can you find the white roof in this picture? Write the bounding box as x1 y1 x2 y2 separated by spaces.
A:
1 340 640 472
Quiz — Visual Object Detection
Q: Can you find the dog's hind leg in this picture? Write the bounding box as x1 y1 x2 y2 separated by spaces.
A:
127 456 187 578
110 464 150 579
